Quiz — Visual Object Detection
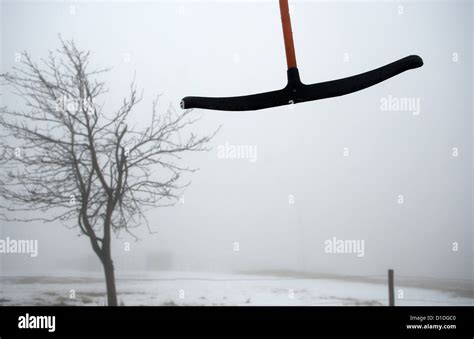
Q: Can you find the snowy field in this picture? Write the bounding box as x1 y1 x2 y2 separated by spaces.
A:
0 271 472 306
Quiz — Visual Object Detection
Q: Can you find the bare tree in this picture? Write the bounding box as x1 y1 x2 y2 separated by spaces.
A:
0 38 216 306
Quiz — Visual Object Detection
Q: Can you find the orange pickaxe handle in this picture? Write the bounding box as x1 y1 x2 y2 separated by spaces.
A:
279 0 297 69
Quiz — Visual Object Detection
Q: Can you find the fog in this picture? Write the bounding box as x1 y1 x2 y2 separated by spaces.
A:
0 0 472 282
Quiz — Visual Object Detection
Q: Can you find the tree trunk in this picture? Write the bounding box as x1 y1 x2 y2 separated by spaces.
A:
103 258 118 306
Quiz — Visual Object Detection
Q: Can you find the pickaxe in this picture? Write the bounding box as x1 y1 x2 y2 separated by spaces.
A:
181 0 423 111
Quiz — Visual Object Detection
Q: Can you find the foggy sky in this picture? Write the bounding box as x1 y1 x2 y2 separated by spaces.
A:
0 0 472 281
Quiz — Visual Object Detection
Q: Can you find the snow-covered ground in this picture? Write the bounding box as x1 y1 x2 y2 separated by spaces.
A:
0 271 472 306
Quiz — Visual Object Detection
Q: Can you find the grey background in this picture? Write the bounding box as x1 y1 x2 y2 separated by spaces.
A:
0 0 472 281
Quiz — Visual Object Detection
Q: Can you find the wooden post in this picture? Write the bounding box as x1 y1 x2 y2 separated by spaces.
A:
388 269 395 306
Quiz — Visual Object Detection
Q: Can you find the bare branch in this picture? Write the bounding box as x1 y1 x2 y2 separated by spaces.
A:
0 38 217 251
